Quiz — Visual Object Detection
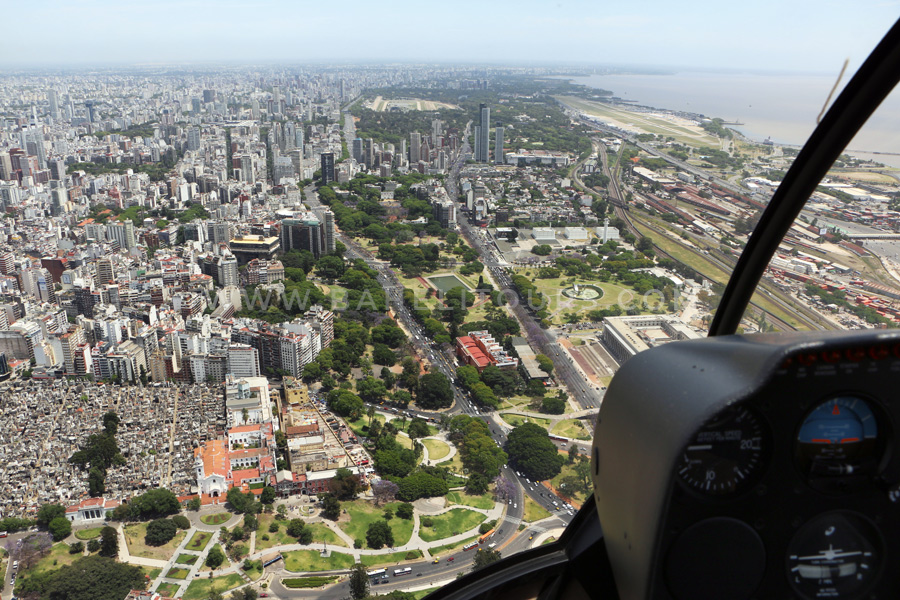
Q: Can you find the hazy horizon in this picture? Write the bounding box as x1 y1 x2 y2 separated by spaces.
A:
2 0 898 74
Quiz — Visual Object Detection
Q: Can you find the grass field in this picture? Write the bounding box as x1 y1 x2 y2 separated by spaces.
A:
176 553 199 565
522 496 552 522
423 439 450 460
552 419 591 440
283 576 339 588
182 573 243 600
124 522 187 561
360 549 423 567
556 96 720 148
186 530 213 551
500 395 539 410
442 452 465 474
74 527 104 540
282 550 355 572
501 413 552 430
518 271 637 324
339 501 414 547
419 509 487 543
166 567 190 580
141 566 162 580
307 522 347 547
155 582 180 597
550 463 590 507
21 543 78 579
445 491 494 510
346 413 387 439
200 512 231 525
396 433 414 450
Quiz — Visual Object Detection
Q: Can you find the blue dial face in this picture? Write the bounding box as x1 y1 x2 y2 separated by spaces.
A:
796 396 881 480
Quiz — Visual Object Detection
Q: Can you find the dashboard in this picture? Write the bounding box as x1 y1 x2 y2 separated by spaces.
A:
592 329 900 600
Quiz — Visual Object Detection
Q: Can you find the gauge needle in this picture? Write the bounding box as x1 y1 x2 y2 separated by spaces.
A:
795 547 862 561
686 445 712 451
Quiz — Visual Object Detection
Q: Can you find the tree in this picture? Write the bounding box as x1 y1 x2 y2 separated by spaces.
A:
417 372 453 409
206 545 225 569
87 538 101 553
329 468 361 500
173 514 191 529
397 471 449 501
396 502 414 520
128 488 181 519
472 549 502 572
349 562 370 600
48 516 72 541
372 344 397 366
286 519 313 544
13 555 146 600
366 520 394 549
36 503 66 528
406 417 430 439
356 376 387 404
244 513 258 532
260 486 277 505
227 487 253 514
540 397 566 415
568 444 581 464
322 495 341 520
100 525 118 557
145 518 178 546
188 497 202 511
372 479 399 506
505 423 566 481
69 541 84 554
535 354 554 375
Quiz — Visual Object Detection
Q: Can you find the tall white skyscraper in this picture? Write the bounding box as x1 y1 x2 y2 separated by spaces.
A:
476 104 490 162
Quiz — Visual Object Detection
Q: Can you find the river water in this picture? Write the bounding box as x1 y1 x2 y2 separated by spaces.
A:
570 71 900 166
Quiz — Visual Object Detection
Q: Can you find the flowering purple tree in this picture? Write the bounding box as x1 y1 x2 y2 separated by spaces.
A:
372 479 399 506
493 475 516 501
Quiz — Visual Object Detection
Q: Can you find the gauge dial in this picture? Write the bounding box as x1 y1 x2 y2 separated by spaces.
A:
787 511 882 599
796 396 881 482
677 405 766 496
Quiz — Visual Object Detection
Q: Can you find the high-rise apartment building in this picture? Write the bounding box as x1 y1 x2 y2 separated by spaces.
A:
48 90 60 120
107 222 136 251
410 132 421 164
186 127 201 151
495 126 505 164
320 152 335 185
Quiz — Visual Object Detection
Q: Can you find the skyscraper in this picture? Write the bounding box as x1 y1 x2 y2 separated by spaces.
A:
48 90 60 120
186 127 201 151
476 103 490 162
107 222 136 251
410 132 421 164
320 152 335 185
352 138 364 163
494 126 505 165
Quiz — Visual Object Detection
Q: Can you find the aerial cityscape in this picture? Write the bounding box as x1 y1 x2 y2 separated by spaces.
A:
3 5 900 600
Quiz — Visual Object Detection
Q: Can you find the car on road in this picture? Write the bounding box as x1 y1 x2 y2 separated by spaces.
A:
447 557 455 562
433 558 440 564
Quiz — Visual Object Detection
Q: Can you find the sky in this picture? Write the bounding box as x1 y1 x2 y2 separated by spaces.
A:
3 0 900 72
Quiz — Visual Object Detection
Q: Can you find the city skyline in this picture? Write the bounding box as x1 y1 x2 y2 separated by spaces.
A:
3 0 899 73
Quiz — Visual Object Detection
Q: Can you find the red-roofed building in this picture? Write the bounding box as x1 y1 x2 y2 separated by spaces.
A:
456 331 518 372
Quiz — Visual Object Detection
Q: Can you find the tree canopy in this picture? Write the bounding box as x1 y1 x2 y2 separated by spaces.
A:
505 423 566 481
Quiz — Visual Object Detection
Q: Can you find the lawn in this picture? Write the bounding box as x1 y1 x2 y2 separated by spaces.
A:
419 509 487 543
200 512 231 526
501 413 552 430
517 270 636 325
360 550 423 568
155 582 181 597
23 543 79 578
282 550 354 572
182 573 243 600
522 496 552 522
423 439 450 461
396 433 414 450
283 576 339 588
413 588 441 600
141 566 162 580
176 553 200 565
445 491 494 510
124 522 187 561
346 413 387 438
308 522 347 547
339 501 414 547
186 530 213 551
430 535 479 557
500 396 538 410
550 463 591 507
552 419 591 441
256 516 347 550
442 452 465 474
166 567 191 580
74 527 104 540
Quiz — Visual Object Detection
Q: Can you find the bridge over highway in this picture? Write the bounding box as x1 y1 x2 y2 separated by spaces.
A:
845 232 900 240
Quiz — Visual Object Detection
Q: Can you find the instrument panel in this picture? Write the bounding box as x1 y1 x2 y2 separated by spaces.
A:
592 331 900 600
